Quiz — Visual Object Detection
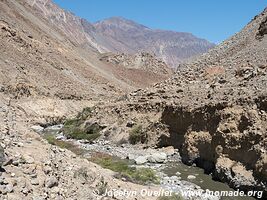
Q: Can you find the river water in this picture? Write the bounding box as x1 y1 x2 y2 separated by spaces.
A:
162 162 256 200
41 125 257 200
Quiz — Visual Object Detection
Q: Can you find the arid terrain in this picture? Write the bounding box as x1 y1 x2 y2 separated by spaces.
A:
0 0 266 199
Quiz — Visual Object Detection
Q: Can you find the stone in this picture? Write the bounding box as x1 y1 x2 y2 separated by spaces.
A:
176 171 181 176
0 146 6 167
126 121 135 128
31 179 39 185
44 124 63 132
162 146 175 156
134 156 148 165
187 175 196 180
45 176 58 188
0 184 13 194
31 125 44 133
23 155 35 164
5 184 13 193
3 157 13 166
126 154 135 160
147 152 167 163
43 166 52 174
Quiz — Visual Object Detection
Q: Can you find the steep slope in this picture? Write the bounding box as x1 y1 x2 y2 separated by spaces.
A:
0 1 169 198
93 17 215 67
0 0 174 103
87 7 267 196
99 52 173 87
24 0 214 68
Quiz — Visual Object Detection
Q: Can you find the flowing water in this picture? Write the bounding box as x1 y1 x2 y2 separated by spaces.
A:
162 162 257 200
42 125 258 200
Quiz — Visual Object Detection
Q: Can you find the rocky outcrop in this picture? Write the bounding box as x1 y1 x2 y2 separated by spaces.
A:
157 102 267 192
256 10 267 40
99 52 173 75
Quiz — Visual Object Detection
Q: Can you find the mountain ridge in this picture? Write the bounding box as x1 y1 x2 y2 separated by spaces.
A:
26 0 215 67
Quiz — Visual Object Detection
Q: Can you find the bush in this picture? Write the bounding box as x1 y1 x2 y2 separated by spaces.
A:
74 167 91 183
91 153 159 185
62 107 101 142
44 133 85 155
129 124 146 144
122 167 159 185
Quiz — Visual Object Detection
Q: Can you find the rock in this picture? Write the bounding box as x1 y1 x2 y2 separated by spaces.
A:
126 121 135 128
126 154 135 160
17 142 24 147
45 176 58 188
5 184 13 193
31 179 39 185
147 152 167 163
162 146 175 156
43 166 52 174
23 155 35 164
3 157 13 166
135 156 148 165
176 171 181 176
44 124 63 132
31 125 44 133
0 184 13 194
0 146 6 167
187 175 196 180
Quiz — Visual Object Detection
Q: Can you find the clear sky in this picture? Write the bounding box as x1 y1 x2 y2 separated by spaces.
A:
53 0 267 44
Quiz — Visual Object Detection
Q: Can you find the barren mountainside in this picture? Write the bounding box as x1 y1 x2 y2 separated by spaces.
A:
26 0 215 68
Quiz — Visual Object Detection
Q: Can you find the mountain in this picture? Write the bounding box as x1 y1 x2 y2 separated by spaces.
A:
26 0 215 68
0 0 176 103
93 17 215 67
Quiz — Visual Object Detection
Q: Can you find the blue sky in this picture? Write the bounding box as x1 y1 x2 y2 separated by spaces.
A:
53 0 267 44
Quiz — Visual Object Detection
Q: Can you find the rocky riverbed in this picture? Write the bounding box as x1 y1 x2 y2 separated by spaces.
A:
35 124 258 200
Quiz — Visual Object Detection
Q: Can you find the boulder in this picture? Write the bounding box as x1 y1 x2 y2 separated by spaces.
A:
45 176 58 188
187 175 196 180
147 152 167 163
31 125 44 133
162 146 176 156
135 156 148 165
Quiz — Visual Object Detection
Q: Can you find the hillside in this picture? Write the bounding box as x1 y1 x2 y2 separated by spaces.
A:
26 0 215 68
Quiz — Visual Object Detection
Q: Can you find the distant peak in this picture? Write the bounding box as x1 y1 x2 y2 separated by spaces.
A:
94 16 149 30
96 16 134 23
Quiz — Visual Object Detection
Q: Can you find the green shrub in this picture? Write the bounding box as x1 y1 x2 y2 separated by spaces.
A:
64 127 100 141
62 107 101 142
129 124 146 144
122 167 160 185
44 133 85 155
91 154 159 185
74 167 91 183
